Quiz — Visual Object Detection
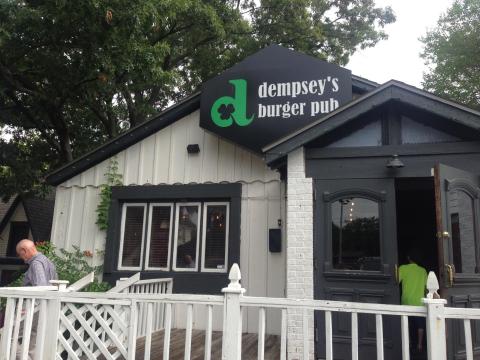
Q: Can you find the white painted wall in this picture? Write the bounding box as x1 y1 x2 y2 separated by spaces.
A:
0 202 32 256
50 110 286 333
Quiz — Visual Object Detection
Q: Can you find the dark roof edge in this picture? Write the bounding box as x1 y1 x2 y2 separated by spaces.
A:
351 74 379 93
46 93 201 186
263 80 480 164
0 195 20 235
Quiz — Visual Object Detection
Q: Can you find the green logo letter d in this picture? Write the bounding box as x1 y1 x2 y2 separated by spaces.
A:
210 79 254 128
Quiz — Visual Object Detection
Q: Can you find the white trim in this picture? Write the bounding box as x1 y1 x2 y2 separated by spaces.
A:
118 203 147 271
201 202 230 273
144 203 174 271
172 202 201 272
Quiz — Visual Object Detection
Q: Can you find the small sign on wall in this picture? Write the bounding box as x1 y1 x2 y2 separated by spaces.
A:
200 45 352 152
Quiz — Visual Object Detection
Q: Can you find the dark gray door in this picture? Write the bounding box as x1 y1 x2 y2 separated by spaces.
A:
314 178 400 359
434 163 480 358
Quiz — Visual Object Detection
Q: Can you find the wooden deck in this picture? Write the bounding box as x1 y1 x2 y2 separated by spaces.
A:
132 328 281 359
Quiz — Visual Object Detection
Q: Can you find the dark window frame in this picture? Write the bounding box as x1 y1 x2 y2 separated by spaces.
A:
323 188 387 275
104 184 241 293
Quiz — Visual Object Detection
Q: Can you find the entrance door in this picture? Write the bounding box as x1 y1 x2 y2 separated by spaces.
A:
314 178 400 359
434 164 480 358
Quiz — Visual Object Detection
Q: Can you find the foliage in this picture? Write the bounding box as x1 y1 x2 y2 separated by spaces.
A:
96 157 123 231
8 242 111 292
421 0 480 110
0 0 395 197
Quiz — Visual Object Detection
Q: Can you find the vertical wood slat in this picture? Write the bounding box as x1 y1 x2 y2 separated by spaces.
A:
20 298 35 360
184 304 193 360
34 300 48 360
258 307 266 360
401 316 410 360
10 297 24 359
376 314 384 360
0 298 16 360
280 309 287 360
144 303 154 360
325 311 333 360
464 319 473 360
351 312 358 360
126 300 138 360
204 305 213 360
163 303 172 360
303 309 309 360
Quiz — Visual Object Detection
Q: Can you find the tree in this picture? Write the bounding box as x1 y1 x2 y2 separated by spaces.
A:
0 0 395 198
421 0 480 109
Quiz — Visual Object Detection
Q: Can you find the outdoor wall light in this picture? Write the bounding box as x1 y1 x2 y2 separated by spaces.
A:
187 144 200 154
386 154 404 169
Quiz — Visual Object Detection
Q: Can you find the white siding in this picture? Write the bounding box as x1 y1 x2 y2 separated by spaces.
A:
51 110 286 333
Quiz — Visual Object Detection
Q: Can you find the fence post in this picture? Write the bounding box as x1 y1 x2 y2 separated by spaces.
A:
423 271 447 360
221 264 245 360
42 280 69 359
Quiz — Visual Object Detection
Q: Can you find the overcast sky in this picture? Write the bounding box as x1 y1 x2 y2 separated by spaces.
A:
346 0 455 88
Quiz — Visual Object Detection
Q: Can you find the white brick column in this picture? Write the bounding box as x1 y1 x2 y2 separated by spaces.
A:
286 147 314 359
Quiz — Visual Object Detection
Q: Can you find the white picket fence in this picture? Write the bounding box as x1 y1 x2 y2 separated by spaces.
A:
0 265 479 360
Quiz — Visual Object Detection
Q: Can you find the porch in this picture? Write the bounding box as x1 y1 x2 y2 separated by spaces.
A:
0 264 479 360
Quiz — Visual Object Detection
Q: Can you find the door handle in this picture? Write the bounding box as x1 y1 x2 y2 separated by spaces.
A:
445 264 455 287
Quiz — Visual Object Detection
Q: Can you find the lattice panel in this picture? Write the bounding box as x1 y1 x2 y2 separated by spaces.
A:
57 302 130 360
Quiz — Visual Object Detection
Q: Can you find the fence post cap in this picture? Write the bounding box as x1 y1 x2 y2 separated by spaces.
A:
222 263 245 294
426 271 440 299
50 279 69 291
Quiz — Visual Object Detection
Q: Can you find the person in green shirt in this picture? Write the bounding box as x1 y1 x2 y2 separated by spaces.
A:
399 251 428 353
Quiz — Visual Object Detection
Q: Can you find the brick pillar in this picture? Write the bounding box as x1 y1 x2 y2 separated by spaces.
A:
286 147 314 359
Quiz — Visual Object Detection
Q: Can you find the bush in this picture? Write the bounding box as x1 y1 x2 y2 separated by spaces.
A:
8 242 111 292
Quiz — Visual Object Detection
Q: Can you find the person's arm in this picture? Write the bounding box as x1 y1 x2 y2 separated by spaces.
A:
29 261 49 286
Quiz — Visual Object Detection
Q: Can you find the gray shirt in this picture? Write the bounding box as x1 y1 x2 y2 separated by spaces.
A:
22 253 58 286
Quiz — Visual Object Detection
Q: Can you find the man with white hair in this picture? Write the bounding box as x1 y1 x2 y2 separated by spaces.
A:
15 239 57 359
16 239 57 286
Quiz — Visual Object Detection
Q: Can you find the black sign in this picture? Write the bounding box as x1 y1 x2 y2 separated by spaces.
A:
200 45 352 152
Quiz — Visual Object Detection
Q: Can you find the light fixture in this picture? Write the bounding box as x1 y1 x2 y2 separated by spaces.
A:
187 144 200 154
386 154 404 169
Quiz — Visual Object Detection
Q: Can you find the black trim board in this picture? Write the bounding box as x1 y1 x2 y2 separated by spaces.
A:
104 183 242 294
264 81 480 166
46 93 201 186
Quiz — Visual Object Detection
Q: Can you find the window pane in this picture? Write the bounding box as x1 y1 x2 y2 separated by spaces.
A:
121 206 145 268
175 205 199 269
148 206 171 268
449 190 477 273
331 197 381 271
204 205 228 270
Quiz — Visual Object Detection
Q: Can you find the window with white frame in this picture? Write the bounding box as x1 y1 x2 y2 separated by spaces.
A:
202 202 229 272
117 201 229 272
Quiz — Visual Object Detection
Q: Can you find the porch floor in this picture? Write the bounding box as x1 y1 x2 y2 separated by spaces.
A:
114 329 280 359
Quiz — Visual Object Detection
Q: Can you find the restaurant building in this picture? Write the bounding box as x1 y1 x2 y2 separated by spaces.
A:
46 45 480 359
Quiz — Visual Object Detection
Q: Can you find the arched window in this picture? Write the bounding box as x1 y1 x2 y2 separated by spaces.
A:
331 197 381 271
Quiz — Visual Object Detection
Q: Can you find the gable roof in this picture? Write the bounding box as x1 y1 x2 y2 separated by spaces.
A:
0 195 20 233
46 75 377 186
263 80 480 165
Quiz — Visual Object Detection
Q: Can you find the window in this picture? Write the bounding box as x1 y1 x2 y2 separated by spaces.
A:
201 203 229 272
118 204 146 270
449 189 477 273
173 203 201 271
117 200 230 272
145 204 173 270
331 197 381 271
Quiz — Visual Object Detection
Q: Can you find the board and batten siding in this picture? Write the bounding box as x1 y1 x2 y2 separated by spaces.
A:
50 110 285 334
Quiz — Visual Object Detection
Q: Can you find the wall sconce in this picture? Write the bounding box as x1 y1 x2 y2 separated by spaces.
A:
187 144 200 154
386 154 404 169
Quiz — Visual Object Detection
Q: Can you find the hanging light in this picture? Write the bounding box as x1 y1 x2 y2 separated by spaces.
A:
386 154 404 169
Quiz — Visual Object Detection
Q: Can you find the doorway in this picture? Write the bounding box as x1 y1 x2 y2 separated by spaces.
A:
395 178 438 276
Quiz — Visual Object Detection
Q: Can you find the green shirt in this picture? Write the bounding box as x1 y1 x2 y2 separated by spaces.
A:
399 263 427 306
